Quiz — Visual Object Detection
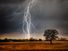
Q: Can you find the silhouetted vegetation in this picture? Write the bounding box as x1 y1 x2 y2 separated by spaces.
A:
44 29 59 44
29 37 35 41
0 37 43 42
39 39 42 41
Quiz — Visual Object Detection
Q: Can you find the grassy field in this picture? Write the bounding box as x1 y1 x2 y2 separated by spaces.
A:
0 41 68 51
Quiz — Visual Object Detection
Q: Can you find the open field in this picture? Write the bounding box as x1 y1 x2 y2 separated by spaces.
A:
0 41 68 51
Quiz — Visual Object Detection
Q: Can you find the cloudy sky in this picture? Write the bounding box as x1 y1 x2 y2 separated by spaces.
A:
0 0 68 39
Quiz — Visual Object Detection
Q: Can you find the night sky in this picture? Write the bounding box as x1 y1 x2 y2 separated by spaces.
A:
0 0 68 38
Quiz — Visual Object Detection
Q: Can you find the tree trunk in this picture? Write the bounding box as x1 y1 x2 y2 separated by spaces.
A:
50 40 52 44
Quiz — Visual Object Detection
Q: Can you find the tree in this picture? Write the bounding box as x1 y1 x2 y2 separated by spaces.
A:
43 29 59 44
29 37 34 41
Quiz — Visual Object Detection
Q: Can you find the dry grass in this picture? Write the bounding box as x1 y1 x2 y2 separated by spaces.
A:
0 41 68 51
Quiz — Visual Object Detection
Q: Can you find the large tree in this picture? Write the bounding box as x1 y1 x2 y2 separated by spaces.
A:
44 29 59 44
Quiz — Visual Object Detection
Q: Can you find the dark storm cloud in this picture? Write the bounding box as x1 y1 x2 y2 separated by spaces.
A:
31 0 68 35
0 0 68 35
0 0 25 4
0 0 26 33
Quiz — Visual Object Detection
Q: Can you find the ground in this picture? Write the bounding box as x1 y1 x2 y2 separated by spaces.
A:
0 41 68 51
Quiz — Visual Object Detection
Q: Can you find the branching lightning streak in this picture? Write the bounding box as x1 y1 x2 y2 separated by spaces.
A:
23 0 35 39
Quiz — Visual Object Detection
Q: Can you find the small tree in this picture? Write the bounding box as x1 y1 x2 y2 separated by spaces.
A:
44 29 59 44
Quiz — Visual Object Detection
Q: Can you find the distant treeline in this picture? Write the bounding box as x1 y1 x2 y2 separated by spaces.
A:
0 38 42 42
0 37 67 42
